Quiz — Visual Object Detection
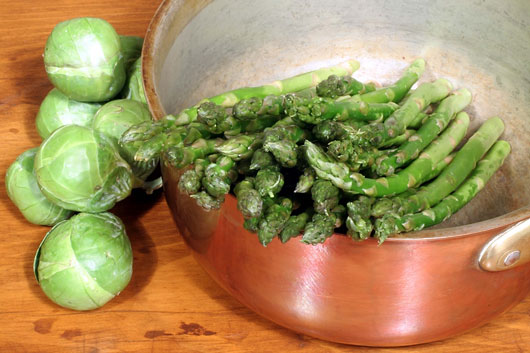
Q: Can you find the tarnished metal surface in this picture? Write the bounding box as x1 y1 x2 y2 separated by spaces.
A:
143 0 530 346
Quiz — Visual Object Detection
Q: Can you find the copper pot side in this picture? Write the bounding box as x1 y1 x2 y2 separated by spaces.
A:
143 0 530 346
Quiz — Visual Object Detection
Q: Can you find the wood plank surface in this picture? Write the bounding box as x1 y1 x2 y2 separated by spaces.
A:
0 1 528 352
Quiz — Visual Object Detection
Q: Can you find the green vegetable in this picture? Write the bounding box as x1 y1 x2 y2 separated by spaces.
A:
258 198 293 246
374 88 472 176
280 209 313 243
316 75 376 98
234 177 263 219
92 99 155 180
357 59 426 104
34 125 133 212
6 148 73 226
34 212 133 311
36 88 102 139
372 117 505 217
374 140 511 242
119 35 143 71
120 58 147 104
44 17 125 102
304 112 470 196
360 78 453 146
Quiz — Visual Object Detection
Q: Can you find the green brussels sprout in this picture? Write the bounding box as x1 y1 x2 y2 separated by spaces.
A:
119 35 143 71
92 99 155 180
120 58 147 104
34 212 133 311
43 17 126 102
6 148 73 225
36 88 102 139
34 125 133 213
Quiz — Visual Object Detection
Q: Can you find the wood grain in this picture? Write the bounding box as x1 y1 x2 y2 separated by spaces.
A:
0 1 528 352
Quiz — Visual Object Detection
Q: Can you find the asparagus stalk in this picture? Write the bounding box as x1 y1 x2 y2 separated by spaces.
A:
285 95 399 124
255 167 284 198
165 138 223 169
357 59 426 103
190 191 225 211
375 117 505 216
234 177 263 219
301 205 346 244
371 152 456 217
202 156 237 197
178 159 210 195
172 60 360 126
316 75 376 98
374 140 511 242
346 196 375 241
215 133 264 161
279 209 314 243
311 179 340 215
360 78 454 147
294 167 316 193
263 125 310 167
258 198 293 246
304 112 470 196
250 148 277 171
408 111 429 129
374 88 472 176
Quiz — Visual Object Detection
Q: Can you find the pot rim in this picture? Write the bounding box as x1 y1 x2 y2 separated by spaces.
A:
141 0 530 242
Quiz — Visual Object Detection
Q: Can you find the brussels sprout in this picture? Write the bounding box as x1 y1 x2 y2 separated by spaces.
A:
119 35 143 71
34 212 133 311
34 125 133 213
6 148 73 225
92 99 155 180
120 58 147 104
36 88 102 139
43 17 126 102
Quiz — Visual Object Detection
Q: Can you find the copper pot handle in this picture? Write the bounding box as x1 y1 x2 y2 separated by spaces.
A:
478 218 530 272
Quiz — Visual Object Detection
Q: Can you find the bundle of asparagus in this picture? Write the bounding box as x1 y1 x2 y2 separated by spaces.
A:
120 58 510 246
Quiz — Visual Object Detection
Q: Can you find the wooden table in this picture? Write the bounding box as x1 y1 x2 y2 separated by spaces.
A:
0 1 529 352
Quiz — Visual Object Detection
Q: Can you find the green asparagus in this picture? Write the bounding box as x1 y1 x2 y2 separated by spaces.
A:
374 140 511 242
304 112 470 196
374 88 472 176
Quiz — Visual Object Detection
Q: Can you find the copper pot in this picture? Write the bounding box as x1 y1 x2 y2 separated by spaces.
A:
141 0 530 346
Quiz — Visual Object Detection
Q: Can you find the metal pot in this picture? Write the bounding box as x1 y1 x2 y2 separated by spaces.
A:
142 0 530 346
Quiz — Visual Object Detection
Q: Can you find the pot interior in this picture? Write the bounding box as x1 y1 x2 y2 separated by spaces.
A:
149 0 530 228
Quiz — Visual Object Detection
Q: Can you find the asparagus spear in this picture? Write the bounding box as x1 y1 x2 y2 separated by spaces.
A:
312 120 366 143
234 177 263 219
374 140 511 242
316 75 376 98
190 191 225 211
258 198 293 246
294 167 316 193
202 156 237 197
172 60 360 126
408 111 429 129
285 95 399 125
311 179 340 215
357 59 425 103
255 167 284 198
358 78 453 147
374 88 472 176
263 125 310 167
304 112 470 196
165 138 223 169
301 205 346 244
215 133 264 161
345 196 375 241
280 209 314 243
374 117 505 216
371 152 456 217
250 148 277 170
178 159 210 195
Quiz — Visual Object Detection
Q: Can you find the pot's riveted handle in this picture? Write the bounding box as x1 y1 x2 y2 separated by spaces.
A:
478 218 530 272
